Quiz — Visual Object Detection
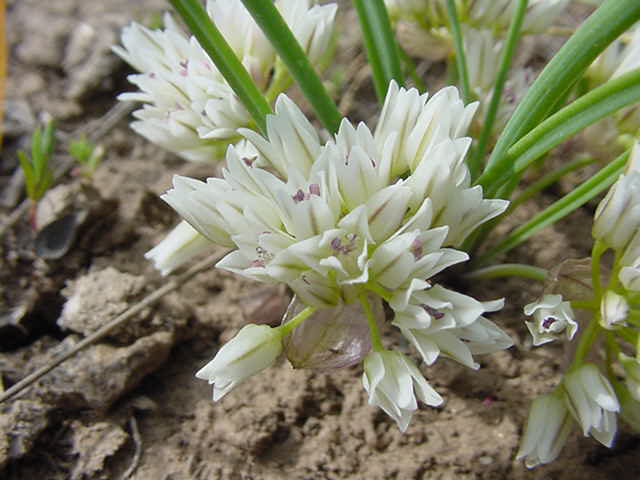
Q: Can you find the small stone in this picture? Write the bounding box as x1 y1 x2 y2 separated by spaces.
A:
69 421 129 480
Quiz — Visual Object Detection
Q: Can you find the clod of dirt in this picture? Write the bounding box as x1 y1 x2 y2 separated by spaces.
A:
0 399 53 470
59 266 147 341
36 331 174 410
69 420 129 480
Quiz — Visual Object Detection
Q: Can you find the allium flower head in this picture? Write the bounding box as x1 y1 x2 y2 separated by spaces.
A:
362 349 443 431
563 363 620 447
114 0 337 163
165 82 511 429
163 82 507 308
524 294 578 346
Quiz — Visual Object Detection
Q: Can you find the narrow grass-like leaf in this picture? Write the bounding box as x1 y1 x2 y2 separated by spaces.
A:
18 151 35 199
510 69 640 175
445 0 472 104
169 0 271 134
398 47 426 92
477 0 640 194
508 155 596 213
475 150 629 265
353 0 404 103
240 0 342 134
468 0 527 180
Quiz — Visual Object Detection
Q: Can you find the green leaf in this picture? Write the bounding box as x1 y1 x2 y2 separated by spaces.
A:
477 0 640 194
475 150 629 265
510 68 640 175
353 0 404 103
445 0 472 104
467 0 527 180
18 150 36 199
169 0 272 134
240 0 342 134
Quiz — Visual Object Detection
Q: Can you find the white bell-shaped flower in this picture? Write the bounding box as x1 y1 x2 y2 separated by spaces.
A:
196 324 284 401
362 349 443 431
599 291 629 330
516 391 573 468
563 363 620 447
524 294 578 346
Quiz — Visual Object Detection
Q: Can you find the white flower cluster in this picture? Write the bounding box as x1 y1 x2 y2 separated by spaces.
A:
113 0 337 163
518 363 619 468
168 81 511 430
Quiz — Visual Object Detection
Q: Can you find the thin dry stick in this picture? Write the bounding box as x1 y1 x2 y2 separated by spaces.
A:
121 416 143 480
0 249 228 404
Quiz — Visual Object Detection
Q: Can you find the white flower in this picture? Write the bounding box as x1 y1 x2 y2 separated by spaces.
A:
592 167 640 251
464 27 503 98
114 0 337 163
524 294 578 346
196 323 283 400
162 83 507 306
589 27 640 84
620 353 640 403
467 0 569 34
517 391 573 468
362 349 443 431
599 291 629 330
145 220 216 275
563 363 620 447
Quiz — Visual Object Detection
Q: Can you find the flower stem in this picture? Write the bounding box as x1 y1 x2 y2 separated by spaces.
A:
365 281 393 302
591 240 606 299
359 292 384 352
464 263 547 282
569 311 601 371
280 306 316 337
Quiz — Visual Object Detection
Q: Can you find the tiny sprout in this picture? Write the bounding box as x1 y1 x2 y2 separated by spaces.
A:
18 120 56 202
69 137 104 177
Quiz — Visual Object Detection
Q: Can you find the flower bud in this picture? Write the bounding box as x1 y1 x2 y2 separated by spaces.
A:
196 324 283 401
599 291 629 330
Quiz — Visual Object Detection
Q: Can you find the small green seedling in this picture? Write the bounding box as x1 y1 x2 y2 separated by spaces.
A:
69 137 104 177
18 120 56 202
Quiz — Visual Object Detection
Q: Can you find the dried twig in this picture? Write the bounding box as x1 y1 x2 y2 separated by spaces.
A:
121 416 142 480
0 250 229 404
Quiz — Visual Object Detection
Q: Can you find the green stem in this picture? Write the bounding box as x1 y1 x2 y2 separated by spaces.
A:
507 155 596 213
464 263 547 282
592 240 607 300
264 61 292 104
359 292 384 352
365 281 393 302
240 0 342 134
280 305 317 337
353 0 404 103
169 0 271 134
445 0 472 104
571 299 599 311
569 312 602 370
477 0 640 194
468 0 527 180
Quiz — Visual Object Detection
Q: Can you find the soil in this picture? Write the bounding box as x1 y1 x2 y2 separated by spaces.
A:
1 1 639 479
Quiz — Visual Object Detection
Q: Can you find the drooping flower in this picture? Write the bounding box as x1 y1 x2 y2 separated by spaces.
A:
196 323 284 400
362 349 443 431
524 294 578 346
599 291 629 330
592 142 640 251
563 363 620 447
517 391 573 468
114 0 337 163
